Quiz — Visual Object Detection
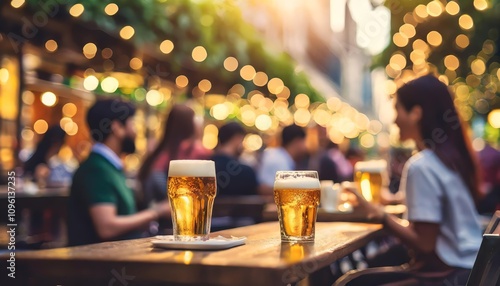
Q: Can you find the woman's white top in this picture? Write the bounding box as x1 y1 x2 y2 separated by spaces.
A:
401 149 482 269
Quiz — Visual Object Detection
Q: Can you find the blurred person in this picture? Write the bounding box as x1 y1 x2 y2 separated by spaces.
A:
211 122 258 196
23 125 72 186
345 75 482 285
345 147 365 170
138 104 211 208
258 124 307 197
388 147 412 194
477 142 500 213
22 125 73 245
318 141 353 182
68 99 169 246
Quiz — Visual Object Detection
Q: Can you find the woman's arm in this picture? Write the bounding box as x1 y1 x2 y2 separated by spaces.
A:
383 213 440 254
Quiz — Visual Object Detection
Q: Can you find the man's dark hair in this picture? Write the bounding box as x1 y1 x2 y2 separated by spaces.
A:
218 122 246 146
281 124 306 147
86 99 136 142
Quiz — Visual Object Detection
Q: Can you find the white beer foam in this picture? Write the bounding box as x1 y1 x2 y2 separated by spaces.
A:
168 160 215 177
274 177 320 190
354 160 387 173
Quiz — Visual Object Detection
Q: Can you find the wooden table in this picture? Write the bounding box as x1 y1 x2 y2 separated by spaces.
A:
9 222 383 286
0 185 69 213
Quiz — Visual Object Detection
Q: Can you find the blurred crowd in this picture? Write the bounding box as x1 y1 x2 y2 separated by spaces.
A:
13 74 500 284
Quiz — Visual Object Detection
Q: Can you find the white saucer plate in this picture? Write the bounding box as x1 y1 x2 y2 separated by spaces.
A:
151 235 247 250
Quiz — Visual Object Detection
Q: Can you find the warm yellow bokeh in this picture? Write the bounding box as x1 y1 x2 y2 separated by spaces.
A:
445 1 460 15
223 57 238 72
176 75 188 88
69 4 84 17
459 15 474 30
104 3 119 16
393 33 408 47
160 40 174 54
444 55 459 70
45 40 58 52
192 46 207 62
427 31 442 47
120 26 135 40
455 34 470 49
240 65 256 81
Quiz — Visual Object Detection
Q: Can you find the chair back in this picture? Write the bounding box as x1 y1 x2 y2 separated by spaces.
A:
485 211 500 235
466 211 500 286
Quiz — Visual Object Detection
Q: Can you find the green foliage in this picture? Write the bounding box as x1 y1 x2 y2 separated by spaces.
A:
376 0 500 116
25 0 323 103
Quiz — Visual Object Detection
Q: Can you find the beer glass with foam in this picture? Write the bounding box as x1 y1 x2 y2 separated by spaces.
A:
274 171 320 242
168 160 216 241
354 160 387 204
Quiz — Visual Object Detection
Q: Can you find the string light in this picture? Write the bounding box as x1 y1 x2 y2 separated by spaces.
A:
104 3 119 15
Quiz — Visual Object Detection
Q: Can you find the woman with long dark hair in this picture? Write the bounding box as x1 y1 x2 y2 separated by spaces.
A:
24 125 67 183
347 75 482 285
138 105 210 207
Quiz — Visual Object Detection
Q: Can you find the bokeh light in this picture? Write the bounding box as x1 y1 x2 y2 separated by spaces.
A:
360 133 375 148
101 76 119 93
202 124 218 150
62 103 77 117
146 90 164 106
240 65 256 81
34 119 48 134
487 109 500 128
267 78 284 94
129 57 142 70
393 33 408 47
427 31 442 46
255 114 272 131
399 24 416 38
11 0 25 8
22 91 35 105
294 93 310 108
458 15 474 30
427 1 443 17
160 40 174 54
198 79 212 92
176 75 188 88
83 75 99 91
445 1 460 15
471 59 486 75
253 72 268 87
45 40 58 52
120 26 135 40
224 57 238 72
104 3 119 16
243 134 263 152
455 34 470 49
41 91 57 107
211 104 229 120
69 4 84 17
473 0 488 11
192 46 207 62
444 55 459 70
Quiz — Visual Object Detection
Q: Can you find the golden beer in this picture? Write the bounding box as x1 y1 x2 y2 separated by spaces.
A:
274 171 320 242
354 160 386 204
168 160 216 241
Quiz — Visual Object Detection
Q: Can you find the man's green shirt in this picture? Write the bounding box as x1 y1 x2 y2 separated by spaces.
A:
68 152 138 246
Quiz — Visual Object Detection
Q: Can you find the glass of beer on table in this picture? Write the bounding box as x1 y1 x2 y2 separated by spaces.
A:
274 171 320 242
167 160 216 241
353 160 387 204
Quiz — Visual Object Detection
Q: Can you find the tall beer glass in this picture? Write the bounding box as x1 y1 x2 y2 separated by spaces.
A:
168 160 216 241
354 160 386 204
274 171 320 242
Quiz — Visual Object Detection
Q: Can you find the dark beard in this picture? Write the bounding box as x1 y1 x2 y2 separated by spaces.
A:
121 136 136 154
